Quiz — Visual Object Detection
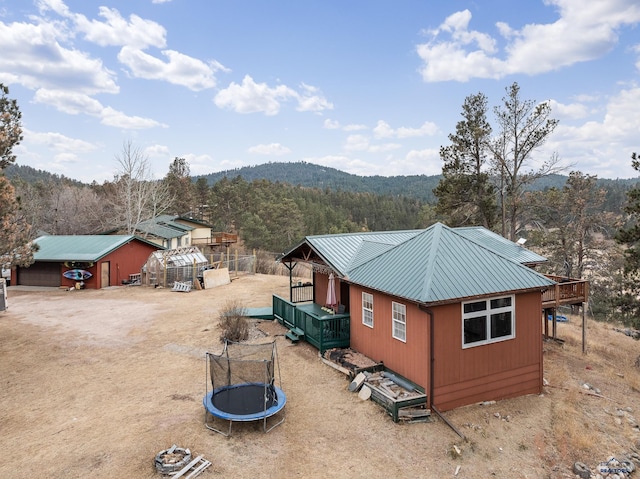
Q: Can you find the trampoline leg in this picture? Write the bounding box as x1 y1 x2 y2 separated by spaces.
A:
204 409 233 437
264 412 285 433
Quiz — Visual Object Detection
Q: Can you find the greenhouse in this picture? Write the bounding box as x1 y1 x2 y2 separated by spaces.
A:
142 246 208 288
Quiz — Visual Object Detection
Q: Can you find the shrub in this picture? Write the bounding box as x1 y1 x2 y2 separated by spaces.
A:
219 300 249 342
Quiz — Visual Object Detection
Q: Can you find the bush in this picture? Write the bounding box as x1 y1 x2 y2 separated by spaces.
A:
219 300 249 342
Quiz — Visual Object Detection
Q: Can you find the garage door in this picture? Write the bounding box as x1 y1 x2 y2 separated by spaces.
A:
17 262 61 287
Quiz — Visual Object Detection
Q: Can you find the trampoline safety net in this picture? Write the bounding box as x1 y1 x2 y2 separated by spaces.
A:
207 340 277 414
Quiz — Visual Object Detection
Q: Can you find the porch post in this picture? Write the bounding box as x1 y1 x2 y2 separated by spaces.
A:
284 262 295 302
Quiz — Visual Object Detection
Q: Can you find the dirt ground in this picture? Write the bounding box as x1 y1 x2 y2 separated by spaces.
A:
1 274 640 479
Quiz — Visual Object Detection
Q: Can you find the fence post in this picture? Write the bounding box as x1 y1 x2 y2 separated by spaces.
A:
253 249 256 274
234 249 238 277
163 251 168 288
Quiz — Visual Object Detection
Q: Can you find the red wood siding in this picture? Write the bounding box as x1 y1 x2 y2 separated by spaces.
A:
57 240 160 289
96 240 160 289
349 284 430 392
431 291 543 410
314 272 341 307
348 285 543 411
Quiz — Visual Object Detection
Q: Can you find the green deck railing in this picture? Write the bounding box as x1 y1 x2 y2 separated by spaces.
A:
273 294 350 353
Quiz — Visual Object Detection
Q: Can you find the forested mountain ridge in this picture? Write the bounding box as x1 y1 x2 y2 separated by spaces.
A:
196 161 639 209
196 161 443 203
4 164 84 186
6 161 639 211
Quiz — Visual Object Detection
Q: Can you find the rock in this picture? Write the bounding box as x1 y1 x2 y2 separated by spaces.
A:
573 461 591 479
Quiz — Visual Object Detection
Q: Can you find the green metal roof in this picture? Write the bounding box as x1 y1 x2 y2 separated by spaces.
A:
136 216 194 240
284 223 555 305
454 226 547 265
305 230 422 273
33 235 159 262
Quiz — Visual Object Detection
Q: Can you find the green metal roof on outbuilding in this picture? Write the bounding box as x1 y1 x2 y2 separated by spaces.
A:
33 235 161 262
281 223 555 305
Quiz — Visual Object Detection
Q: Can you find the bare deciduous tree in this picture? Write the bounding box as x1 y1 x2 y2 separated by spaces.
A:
107 141 173 234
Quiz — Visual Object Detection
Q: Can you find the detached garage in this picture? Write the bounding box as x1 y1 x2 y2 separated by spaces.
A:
14 235 163 289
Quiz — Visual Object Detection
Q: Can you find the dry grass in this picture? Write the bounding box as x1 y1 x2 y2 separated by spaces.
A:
1 277 639 479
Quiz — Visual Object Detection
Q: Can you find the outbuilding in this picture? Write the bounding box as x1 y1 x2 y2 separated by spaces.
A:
13 235 162 289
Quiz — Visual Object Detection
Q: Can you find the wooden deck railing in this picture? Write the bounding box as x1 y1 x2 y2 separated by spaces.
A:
191 232 238 247
542 275 589 308
273 294 350 353
290 283 313 303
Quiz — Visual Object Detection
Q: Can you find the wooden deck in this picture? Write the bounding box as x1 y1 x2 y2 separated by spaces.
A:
541 275 589 308
191 232 238 247
272 294 350 353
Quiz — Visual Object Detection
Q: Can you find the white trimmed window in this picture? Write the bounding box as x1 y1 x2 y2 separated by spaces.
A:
362 292 374 328
462 295 515 348
392 302 406 342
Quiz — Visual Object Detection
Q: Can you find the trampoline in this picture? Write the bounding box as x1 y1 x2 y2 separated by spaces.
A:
204 340 286 436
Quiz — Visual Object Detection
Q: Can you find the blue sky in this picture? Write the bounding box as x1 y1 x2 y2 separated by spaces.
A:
1 0 639 183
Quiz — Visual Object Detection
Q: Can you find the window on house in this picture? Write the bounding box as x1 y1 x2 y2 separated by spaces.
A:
362 292 374 328
392 302 406 342
462 295 514 348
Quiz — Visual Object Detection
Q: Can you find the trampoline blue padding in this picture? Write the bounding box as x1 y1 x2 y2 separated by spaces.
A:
203 383 287 422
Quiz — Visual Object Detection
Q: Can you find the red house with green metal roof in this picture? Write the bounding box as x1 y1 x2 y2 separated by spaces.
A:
277 223 588 411
13 235 162 289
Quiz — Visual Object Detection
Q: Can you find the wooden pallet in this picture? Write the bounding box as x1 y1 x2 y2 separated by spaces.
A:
171 455 211 478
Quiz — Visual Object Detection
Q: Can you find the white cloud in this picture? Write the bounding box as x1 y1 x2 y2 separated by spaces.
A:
296 83 333 112
548 99 591 120
417 0 640 82
373 120 439 139
143 144 170 158
33 88 104 115
368 143 402 153
404 148 442 175
343 123 368 132
45 3 168 50
0 20 118 94
248 143 292 156
101 106 166 129
33 89 165 129
25 128 98 153
183 153 216 176
323 119 367 131
118 47 225 90
19 127 102 178
344 134 370 151
544 85 640 178
214 75 297 115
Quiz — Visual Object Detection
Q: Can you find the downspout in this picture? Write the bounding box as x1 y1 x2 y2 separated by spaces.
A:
420 304 466 440
419 305 435 409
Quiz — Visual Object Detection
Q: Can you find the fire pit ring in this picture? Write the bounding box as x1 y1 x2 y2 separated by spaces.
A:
154 445 192 474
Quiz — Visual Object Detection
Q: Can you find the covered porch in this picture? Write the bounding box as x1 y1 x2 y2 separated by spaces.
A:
276 243 350 353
